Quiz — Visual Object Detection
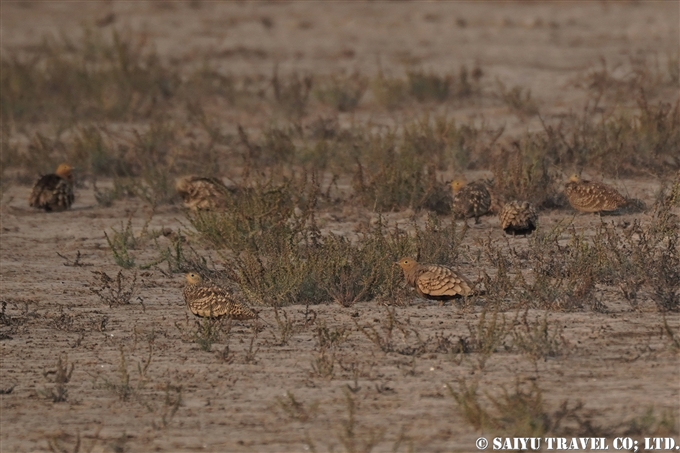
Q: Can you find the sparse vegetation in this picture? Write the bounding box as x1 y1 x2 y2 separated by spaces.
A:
99 344 153 402
39 355 74 403
4 8 679 453
176 316 232 352
447 377 602 437
511 311 566 361
89 270 139 307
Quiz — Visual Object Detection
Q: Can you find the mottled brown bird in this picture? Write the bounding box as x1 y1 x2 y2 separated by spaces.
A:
396 257 477 300
29 164 75 212
564 175 629 214
175 176 237 211
183 272 257 320
451 179 492 223
499 201 538 236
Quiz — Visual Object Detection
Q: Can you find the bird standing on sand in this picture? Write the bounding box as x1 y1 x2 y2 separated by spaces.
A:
564 175 629 214
499 201 538 236
396 257 477 300
175 176 237 211
29 164 75 212
451 179 492 224
183 272 257 320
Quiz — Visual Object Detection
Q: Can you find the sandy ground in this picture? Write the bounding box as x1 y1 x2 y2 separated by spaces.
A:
1 2 679 453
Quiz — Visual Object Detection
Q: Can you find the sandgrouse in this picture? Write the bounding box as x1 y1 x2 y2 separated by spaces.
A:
29 164 75 212
175 176 238 211
564 175 629 214
499 201 538 236
451 179 492 224
183 272 257 320
396 257 477 300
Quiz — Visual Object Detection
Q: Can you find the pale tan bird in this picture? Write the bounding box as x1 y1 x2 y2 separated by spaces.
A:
564 175 629 214
29 163 75 212
499 201 538 236
175 176 237 211
451 179 492 223
183 272 257 320
396 257 477 300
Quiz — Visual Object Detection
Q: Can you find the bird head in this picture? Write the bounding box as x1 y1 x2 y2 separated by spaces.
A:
185 272 203 285
450 180 467 193
396 257 418 272
175 176 193 195
568 174 580 183
55 164 74 180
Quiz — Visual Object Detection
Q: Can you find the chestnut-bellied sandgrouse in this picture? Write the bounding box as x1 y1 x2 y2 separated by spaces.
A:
29 164 75 212
183 272 257 320
396 257 477 300
451 179 492 224
499 201 538 236
175 176 238 211
564 175 629 214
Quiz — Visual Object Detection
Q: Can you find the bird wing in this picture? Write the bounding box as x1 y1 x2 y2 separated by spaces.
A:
29 175 73 210
500 202 537 230
454 184 491 217
566 182 627 212
184 284 255 319
53 179 74 209
416 266 475 297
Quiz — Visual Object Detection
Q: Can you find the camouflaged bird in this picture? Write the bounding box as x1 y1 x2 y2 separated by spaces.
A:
183 273 257 320
564 175 629 214
175 176 238 211
29 164 75 212
396 257 477 300
499 200 538 236
451 179 492 224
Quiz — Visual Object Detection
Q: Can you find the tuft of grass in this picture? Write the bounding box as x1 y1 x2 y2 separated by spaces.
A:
447 377 602 437
151 383 183 430
2 27 178 124
511 311 566 362
315 73 367 112
465 309 510 369
104 216 153 269
197 318 230 352
175 314 232 352
370 74 408 110
662 317 680 353
351 134 446 212
272 306 297 346
310 346 336 380
276 391 318 422
497 80 539 116
407 70 451 103
39 355 74 403
57 250 92 267
89 270 139 308
336 390 386 453
100 344 153 402
272 67 313 118
490 140 563 209
622 407 678 436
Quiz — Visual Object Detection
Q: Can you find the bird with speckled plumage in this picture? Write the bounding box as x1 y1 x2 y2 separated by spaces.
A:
451 179 492 224
183 272 257 320
499 200 538 236
564 175 629 214
175 176 238 211
396 257 478 300
29 164 75 212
